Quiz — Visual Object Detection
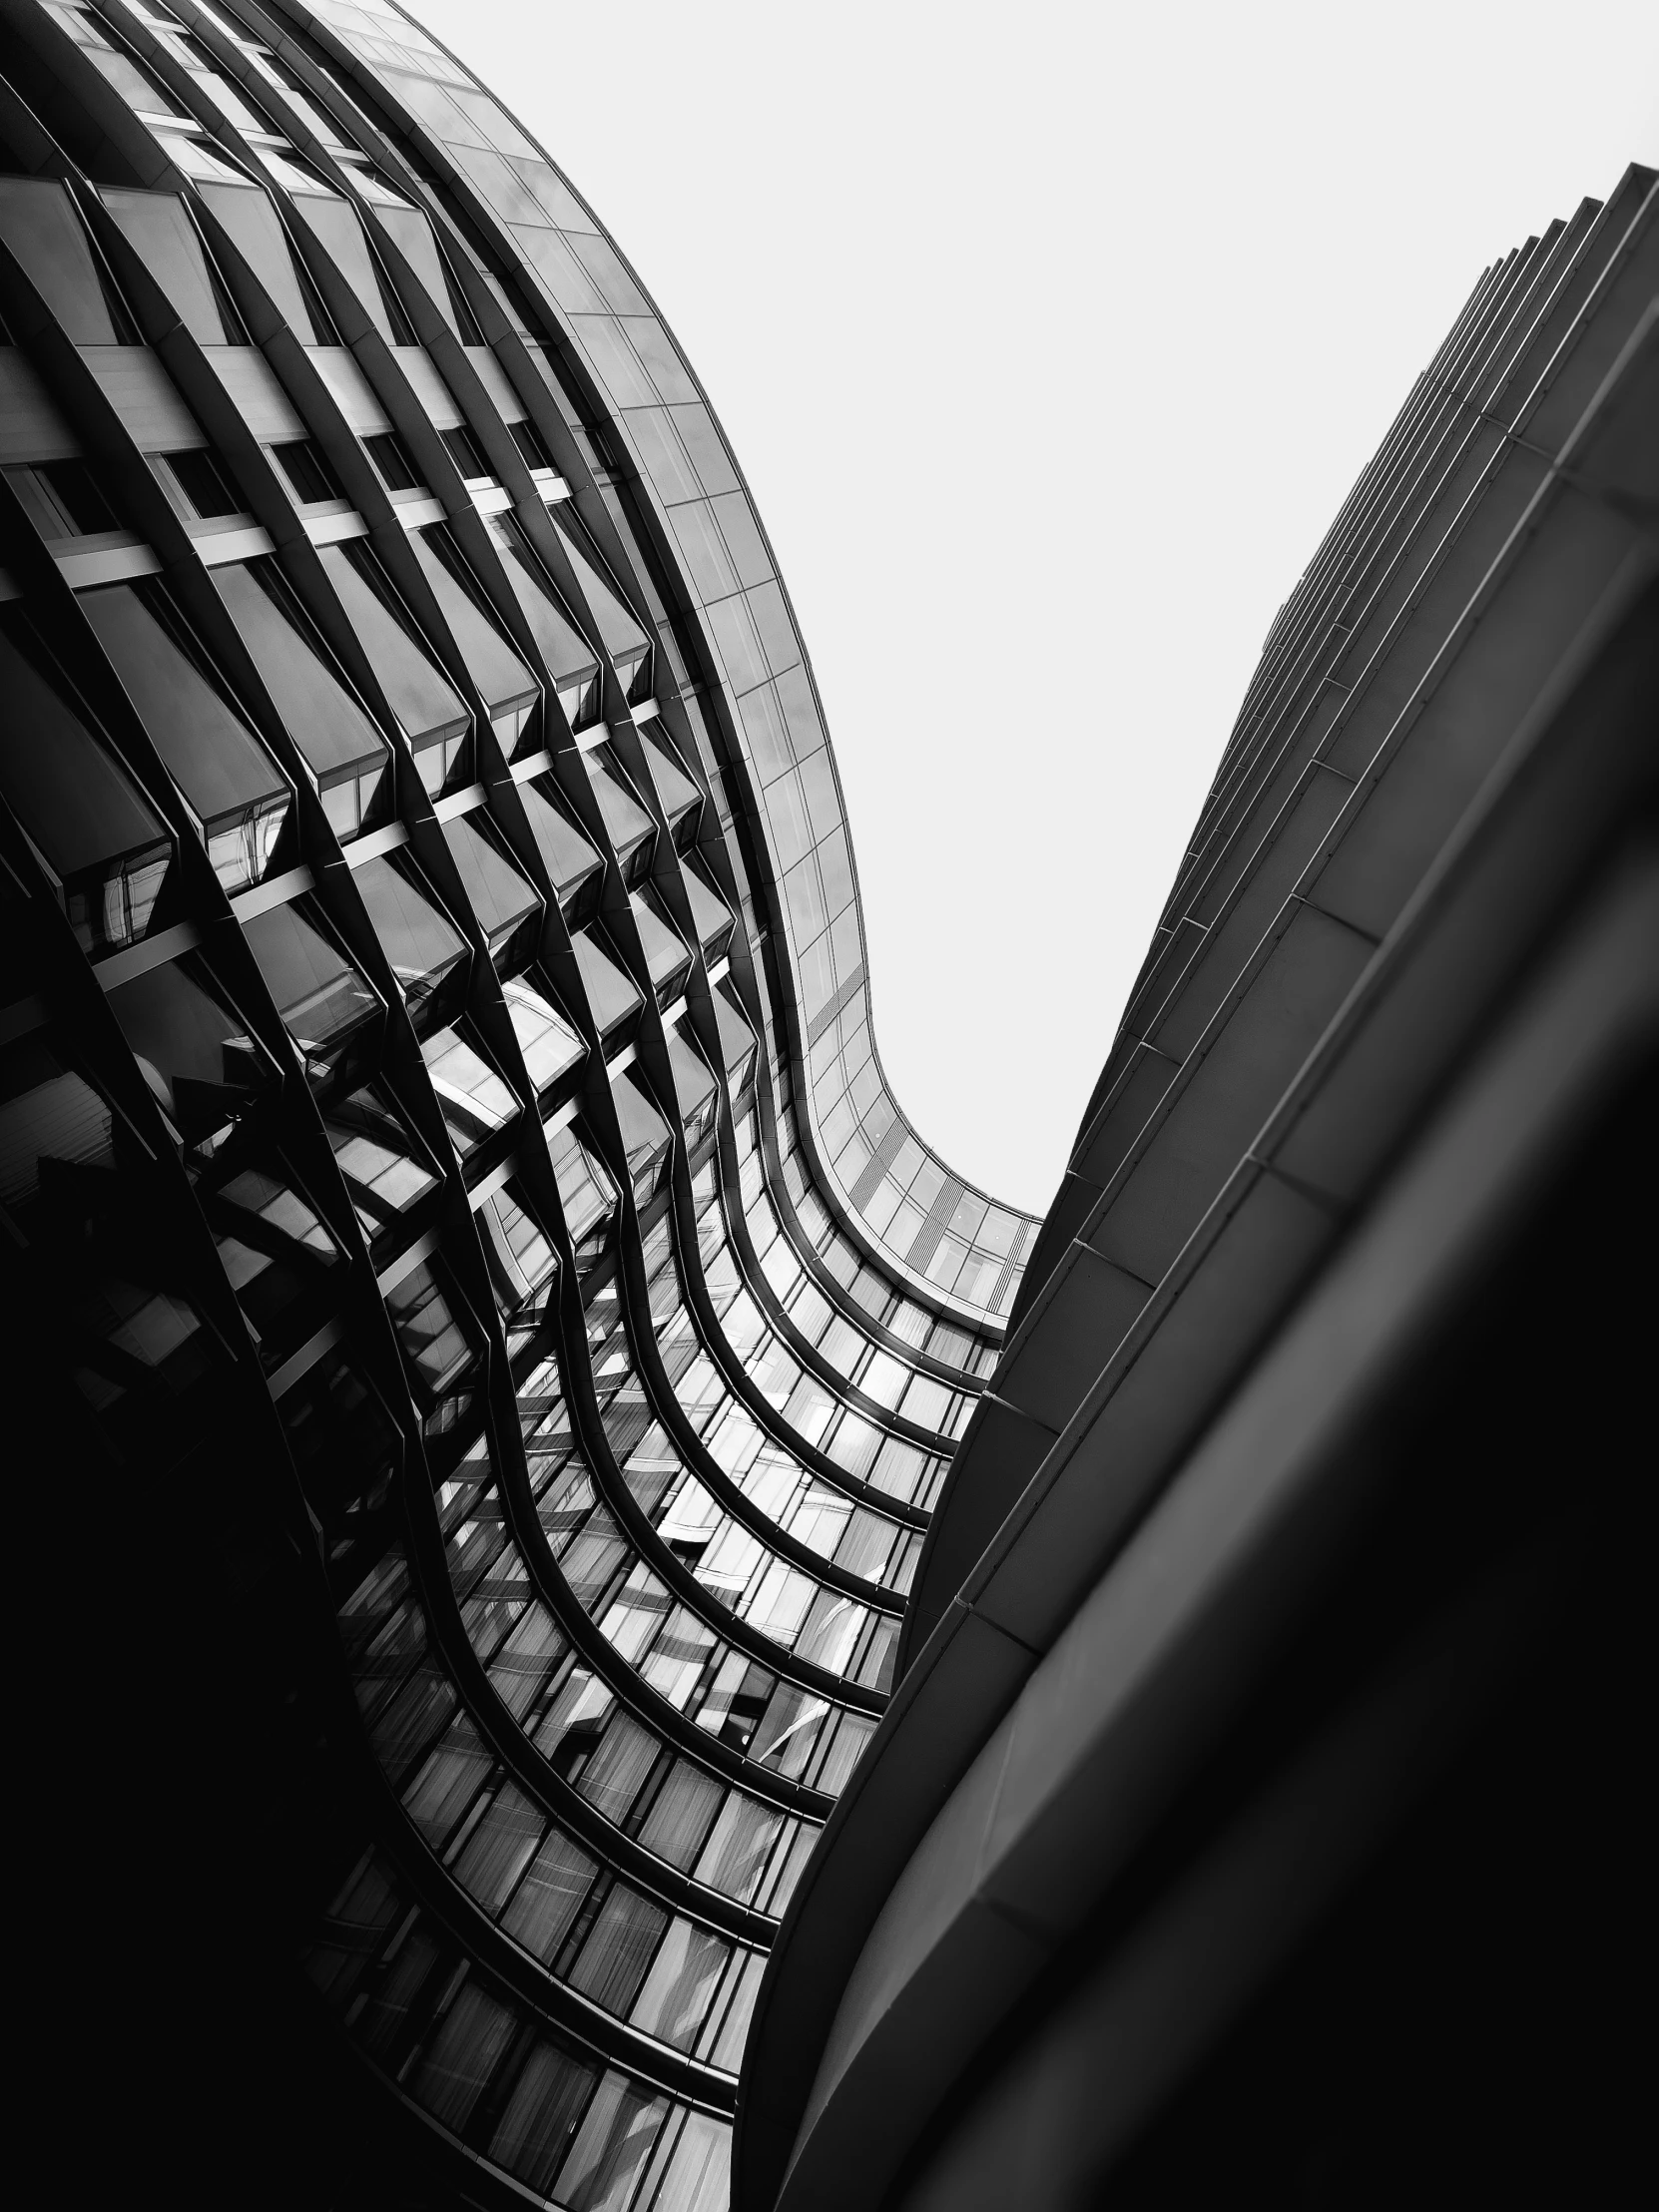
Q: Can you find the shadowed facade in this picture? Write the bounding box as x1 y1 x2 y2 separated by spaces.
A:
736 162 1658 2212
0 2 1031 2205
3 6 1654 2209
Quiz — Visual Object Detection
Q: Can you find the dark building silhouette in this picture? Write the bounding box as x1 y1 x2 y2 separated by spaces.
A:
737 163 1659 2212
0 5 1652 2210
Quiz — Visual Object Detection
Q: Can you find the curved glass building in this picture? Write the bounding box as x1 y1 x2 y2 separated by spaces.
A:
0 2 1031 2204
5 7 1654 2210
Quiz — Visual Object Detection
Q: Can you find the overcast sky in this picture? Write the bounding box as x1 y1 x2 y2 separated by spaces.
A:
415 0 1659 1215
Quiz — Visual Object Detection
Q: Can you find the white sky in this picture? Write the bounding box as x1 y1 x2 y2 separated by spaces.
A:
414 0 1659 1215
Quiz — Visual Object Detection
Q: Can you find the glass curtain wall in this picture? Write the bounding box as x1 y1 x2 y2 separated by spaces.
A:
0 2 1035 2206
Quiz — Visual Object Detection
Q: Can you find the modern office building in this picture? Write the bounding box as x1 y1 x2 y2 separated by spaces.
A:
1 4 1652 2209
0 2 1033 2203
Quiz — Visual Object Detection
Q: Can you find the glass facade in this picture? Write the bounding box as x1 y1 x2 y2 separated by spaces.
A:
0 3 1035 2203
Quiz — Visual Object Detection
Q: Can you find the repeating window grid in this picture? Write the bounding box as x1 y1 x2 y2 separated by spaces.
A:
302 1839 742 2201
0 1 1046 2185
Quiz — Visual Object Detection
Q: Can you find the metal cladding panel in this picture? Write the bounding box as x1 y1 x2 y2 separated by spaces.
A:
204 341 307 437
306 340 394 431
81 342 211 445
737 165 1659 2212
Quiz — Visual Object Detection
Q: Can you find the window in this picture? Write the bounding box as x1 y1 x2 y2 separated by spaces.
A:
383 1258 479 1433
547 1122 616 1264
509 416 556 473
316 541 470 797
0 608 175 959
439 812 542 973
419 1025 519 1157
584 748 655 883
630 886 692 1005
552 507 650 700
323 1081 441 1254
639 730 701 842
156 446 245 520
575 424 621 477
482 512 598 722
408 525 539 741
477 1184 557 1345
240 897 382 1091
199 1149 342 1372
517 779 602 923
3 459 122 540
362 429 423 492
502 976 584 1095
441 423 491 481
352 853 470 1023
214 559 392 840
0 175 137 341
571 927 643 1048
271 438 343 504
106 955 275 1145
79 581 292 895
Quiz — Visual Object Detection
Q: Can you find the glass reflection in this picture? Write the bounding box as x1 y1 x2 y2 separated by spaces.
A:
106 956 273 1146
420 1025 519 1158
323 1080 442 1257
0 608 174 957
81 582 294 895
502 974 584 1096
213 561 391 842
351 852 469 1025
240 897 382 1090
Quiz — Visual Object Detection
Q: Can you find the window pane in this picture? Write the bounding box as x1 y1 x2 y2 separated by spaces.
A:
556 2070 668 2212
406 1981 516 2130
500 1828 597 1961
566 1884 667 2015
241 899 379 1083
489 2040 596 2192
629 1920 730 2052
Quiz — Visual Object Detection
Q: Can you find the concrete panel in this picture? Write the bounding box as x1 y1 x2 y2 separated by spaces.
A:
742 1605 1037 2187
1003 1168 1099 1305
976 1170 1335 1654
1316 499 1647 937
1070 1044 1178 1191
1149 767 1356 1063
1327 444 1552 739
782 1898 1048 2212
1121 915 1204 1042
897 1579 1528 2212
1089 905 1374 1287
903 1396 1058 1665
1563 316 1659 501
996 1245 1152 1434
1520 194 1659 450
803 1715 1023 2133
1273 598 1659 1203
1188 685 1347 926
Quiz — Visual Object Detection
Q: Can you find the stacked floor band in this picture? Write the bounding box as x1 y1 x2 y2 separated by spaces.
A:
1 5 1652 2209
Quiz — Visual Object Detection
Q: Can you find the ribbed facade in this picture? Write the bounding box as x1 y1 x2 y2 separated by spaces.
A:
11 9 1655 2207
737 165 1658 2212
0 3 1034 2206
